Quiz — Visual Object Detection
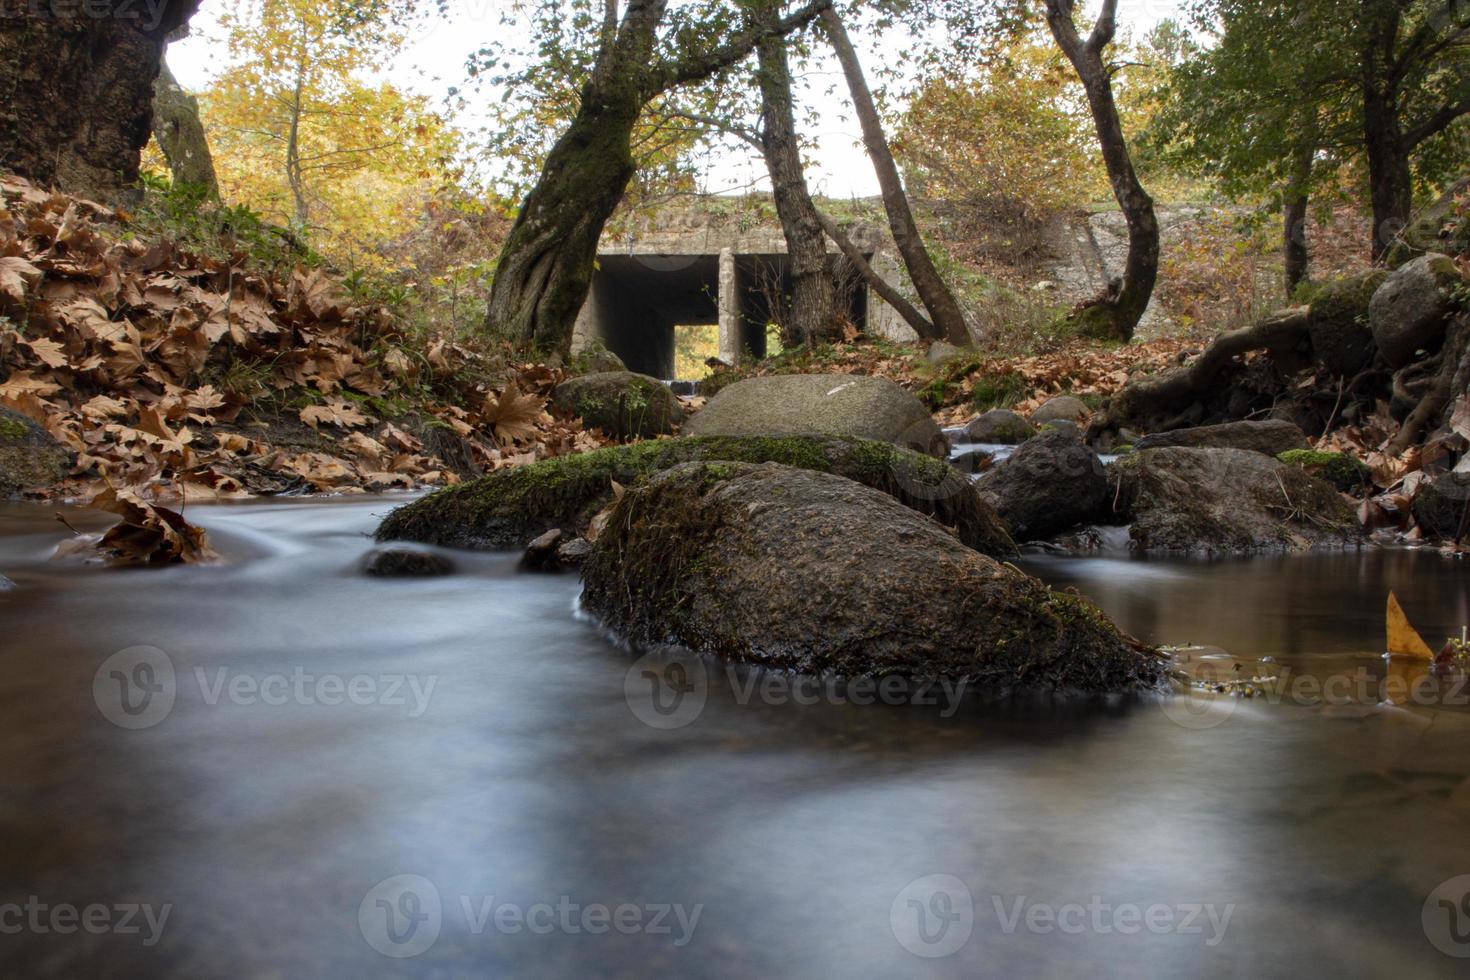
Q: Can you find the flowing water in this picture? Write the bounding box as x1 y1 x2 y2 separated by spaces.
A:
2 497 1470 978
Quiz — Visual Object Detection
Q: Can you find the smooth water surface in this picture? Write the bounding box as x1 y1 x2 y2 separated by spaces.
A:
1 497 1469 978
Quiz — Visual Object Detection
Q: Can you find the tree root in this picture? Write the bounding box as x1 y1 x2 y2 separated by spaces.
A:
1386 315 1469 455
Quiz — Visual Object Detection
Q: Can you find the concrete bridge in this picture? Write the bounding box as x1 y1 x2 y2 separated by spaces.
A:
571 201 918 378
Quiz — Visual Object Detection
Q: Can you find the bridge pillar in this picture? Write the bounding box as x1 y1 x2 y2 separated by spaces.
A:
718 247 741 367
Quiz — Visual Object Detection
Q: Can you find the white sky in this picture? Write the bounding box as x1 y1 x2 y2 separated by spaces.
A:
168 0 1183 199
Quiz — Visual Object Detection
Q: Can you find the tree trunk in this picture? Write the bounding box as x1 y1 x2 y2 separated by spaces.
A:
756 32 837 347
152 55 217 196
820 8 971 347
0 2 199 201
486 0 833 355
815 209 937 340
1044 0 1158 343
1282 142 1312 295
1363 87 1413 261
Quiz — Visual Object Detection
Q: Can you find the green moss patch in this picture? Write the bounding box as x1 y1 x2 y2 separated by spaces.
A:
1276 449 1371 492
376 434 1016 557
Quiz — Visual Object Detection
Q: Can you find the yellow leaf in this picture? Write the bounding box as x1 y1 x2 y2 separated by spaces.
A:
1386 592 1434 660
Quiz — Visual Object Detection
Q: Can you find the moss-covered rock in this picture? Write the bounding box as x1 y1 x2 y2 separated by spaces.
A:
376 435 1016 557
1307 270 1388 375
1108 447 1358 555
684 374 945 457
1369 254 1464 368
1276 449 1371 493
1135 419 1310 457
1412 472 1470 543
581 462 1166 694
552 371 684 440
0 408 70 497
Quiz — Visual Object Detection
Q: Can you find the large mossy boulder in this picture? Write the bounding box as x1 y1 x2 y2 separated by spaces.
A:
1134 419 1310 457
1369 254 1464 369
582 462 1166 694
976 428 1109 542
0 408 69 496
1307 271 1387 376
1387 176 1469 266
684 374 945 457
1107 447 1358 555
376 435 1015 557
552 371 684 440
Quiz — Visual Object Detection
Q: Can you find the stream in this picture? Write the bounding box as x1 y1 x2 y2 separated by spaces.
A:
2 496 1469 977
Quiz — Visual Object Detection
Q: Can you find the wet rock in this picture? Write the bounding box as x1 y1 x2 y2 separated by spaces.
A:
377 435 1015 558
1107 447 1358 555
1031 395 1091 425
1307 271 1386 376
521 529 564 571
1412 472 1470 542
962 409 1036 445
1370 254 1464 368
684 374 944 457
581 462 1166 695
363 548 455 578
0 408 70 497
552 372 685 441
976 428 1109 542
951 449 992 476
1134 420 1310 457
556 537 594 565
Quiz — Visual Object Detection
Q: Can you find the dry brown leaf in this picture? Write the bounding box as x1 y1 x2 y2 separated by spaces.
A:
1386 592 1435 660
300 399 371 429
482 382 545 445
0 255 42 304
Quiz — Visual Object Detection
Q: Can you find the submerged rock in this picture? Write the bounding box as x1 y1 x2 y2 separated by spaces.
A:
1107 447 1358 555
376 435 1015 558
1135 419 1310 457
552 371 685 440
0 408 70 497
976 428 1110 542
684 374 944 457
581 462 1166 695
962 409 1036 445
362 547 455 578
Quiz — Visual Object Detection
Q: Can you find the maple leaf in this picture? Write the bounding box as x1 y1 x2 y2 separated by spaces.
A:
300 398 372 429
0 255 42 304
79 395 130 420
88 486 217 566
482 382 545 445
23 336 67 368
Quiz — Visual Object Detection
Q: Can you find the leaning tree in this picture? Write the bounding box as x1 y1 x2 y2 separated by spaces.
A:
0 1 201 200
483 0 834 355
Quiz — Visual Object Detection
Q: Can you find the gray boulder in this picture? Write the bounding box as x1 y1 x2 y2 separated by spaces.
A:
976 428 1109 542
377 435 1015 558
1370 254 1464 368
0 408 70 497
1031 395 1091 425
552 371 685 441
685 374 945 457
963 409 1036 445
1107 447 1358 555
1134 419 1310 457
1412 472 1470 542
926 341 965 364
581 462 1166 695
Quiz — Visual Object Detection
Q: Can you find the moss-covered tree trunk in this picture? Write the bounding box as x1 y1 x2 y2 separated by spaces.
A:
756 30 838 347
1045 0 1158 343
0 2 199 201
152 54 217 196
486 0 834 356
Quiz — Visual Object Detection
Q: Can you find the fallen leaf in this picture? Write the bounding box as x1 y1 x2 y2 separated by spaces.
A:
1387 591 1435 660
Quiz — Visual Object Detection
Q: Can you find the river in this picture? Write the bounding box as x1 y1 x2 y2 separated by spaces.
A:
1 496 1468 977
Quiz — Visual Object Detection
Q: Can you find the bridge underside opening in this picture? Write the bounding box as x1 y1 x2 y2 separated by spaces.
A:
577 253 869 380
